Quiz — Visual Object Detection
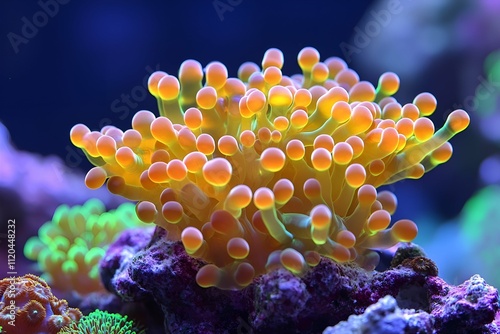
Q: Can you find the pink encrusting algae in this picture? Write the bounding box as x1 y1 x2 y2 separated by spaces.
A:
70 47 470 289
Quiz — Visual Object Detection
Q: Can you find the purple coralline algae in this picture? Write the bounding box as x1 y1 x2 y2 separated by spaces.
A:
101 227 500 333
100 226 156 301
322 295 434 334
430 274 499 333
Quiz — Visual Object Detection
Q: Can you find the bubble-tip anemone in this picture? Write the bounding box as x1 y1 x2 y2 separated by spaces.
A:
71 47 469 289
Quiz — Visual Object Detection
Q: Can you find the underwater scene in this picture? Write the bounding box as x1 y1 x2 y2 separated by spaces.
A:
1 0 500 333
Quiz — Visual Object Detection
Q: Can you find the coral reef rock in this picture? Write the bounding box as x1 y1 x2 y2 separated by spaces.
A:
102 228 500 333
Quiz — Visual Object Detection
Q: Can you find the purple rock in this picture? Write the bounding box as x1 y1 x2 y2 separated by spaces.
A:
366 266 430 310
430 274 499 333
77 291 125 314
251 269 310 330
131 229 249 333
100 226 155 301
101 227 500 333
323 295 434 334
300 260 371 332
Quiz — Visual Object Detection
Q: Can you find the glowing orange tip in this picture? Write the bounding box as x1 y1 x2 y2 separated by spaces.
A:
298 47 320 71
135 201 157 223
262 48 284 69
202 158 232 186
205 61 228 89
447 109 470 133
253 187 275 210
260 147 286 172
280 248 306 274
392 219 418 242
148 71 168 97
158 75 180 100
85 167 107 189
311 148 332 171
226 185 253 209
310 204 332 229
345 164 366 188
70 124 90 148
273 179 294 204
181 227 203 252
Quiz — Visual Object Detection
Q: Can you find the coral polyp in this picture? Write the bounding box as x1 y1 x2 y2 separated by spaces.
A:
0 274 82 334
71 47 469 289
59 309 145 334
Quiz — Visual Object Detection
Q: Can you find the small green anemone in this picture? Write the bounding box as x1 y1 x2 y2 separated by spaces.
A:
24 199 149 295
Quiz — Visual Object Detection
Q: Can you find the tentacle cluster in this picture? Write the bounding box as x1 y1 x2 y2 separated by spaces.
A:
24 199 148 295
71 47 469 289
59 309 145 334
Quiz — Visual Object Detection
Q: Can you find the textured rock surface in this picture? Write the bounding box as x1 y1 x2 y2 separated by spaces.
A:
101 230 500 333
323 295 434 334
100 226 155 301
430 274 499 333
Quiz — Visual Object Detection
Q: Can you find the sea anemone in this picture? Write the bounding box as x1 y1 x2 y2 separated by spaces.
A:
24 199 148 295
70 47 469 289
